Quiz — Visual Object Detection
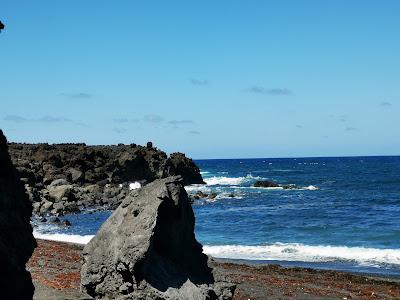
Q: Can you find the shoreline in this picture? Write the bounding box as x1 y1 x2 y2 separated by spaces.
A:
33 230 400 278
28 239 400 299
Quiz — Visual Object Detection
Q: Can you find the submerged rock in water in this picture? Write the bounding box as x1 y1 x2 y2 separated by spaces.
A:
81 176 235 299
0 130 36 299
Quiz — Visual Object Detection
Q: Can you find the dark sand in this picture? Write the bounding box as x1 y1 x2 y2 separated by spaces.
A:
28 239 400 299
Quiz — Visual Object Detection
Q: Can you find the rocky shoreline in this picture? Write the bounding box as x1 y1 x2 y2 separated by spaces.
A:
29 239 400 300
4 130 400 299
9 142 204 216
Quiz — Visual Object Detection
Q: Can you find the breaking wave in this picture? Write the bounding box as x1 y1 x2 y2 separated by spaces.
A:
33 231 94 245
202 243 400 267
204 174 262 186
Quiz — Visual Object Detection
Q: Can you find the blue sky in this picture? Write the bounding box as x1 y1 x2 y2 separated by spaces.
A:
1 1 399 159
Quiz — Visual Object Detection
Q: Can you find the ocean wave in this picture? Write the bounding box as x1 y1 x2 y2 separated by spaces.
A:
33 231 94 245
202 243 400 267
303 185 319 191
230 185 319 191
33 231 400 268
214 192 245 200
184 184 211 193
204 174 262 186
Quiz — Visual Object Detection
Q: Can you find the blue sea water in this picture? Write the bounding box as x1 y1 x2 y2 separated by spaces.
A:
33 156 400 275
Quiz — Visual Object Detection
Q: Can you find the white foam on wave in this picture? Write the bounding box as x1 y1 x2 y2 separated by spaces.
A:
129 181 141 190
33 231 94 245
200 171 210 175
303 185 319 191
184 184 211 193
204 174 261 186
214 192 244 200
33 231 400 267
233 185 318 191
203 243 400 266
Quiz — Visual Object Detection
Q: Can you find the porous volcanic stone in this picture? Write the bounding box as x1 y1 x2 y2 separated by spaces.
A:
81 176 234 299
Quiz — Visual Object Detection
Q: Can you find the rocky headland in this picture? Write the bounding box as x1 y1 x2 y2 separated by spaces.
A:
8 142 204 216
0 130 36 298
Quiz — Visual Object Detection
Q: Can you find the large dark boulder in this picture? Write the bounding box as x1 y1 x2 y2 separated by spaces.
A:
0 130 36 298
81 176 234 299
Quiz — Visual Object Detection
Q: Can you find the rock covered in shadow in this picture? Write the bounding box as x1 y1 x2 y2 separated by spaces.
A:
0 129 36 299
81 176 235 299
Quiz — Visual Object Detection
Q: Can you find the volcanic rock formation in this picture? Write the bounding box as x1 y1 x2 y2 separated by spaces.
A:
81 176 235 299
8 142 204 215
0 130 36 298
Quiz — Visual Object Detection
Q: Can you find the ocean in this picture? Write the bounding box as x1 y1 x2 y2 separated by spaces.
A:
33 156 400 276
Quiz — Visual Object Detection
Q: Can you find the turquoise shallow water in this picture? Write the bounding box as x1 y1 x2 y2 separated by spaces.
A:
34 156 400 275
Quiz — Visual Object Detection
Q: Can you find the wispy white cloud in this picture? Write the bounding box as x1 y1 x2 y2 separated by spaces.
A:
381 101 392 107
246 86 292 95
4 115 29 123
188 78 208 86
4 115 71 123
168 120 194 125
143 115 164 123
113 118 129 123
61 92 93 99
188 130 200 135
113 127 127 134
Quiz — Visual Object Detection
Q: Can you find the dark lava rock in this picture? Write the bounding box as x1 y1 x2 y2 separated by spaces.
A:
8 142 204 215
62 219 72 227
8 143 203 185
81 176 235 299
208 192 217 199
48 216 61 224
253 180 280 188
163 152 205 185
196 191 208 198
0 130 36 299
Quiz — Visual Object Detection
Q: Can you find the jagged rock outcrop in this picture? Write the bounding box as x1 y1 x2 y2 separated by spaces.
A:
164 152 204 185
0 130 36 299
8 142 204 215
81 176 235 299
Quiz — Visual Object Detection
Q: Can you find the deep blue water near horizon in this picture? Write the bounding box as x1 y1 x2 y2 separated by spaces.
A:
194 156 400 248
34 156 400 276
